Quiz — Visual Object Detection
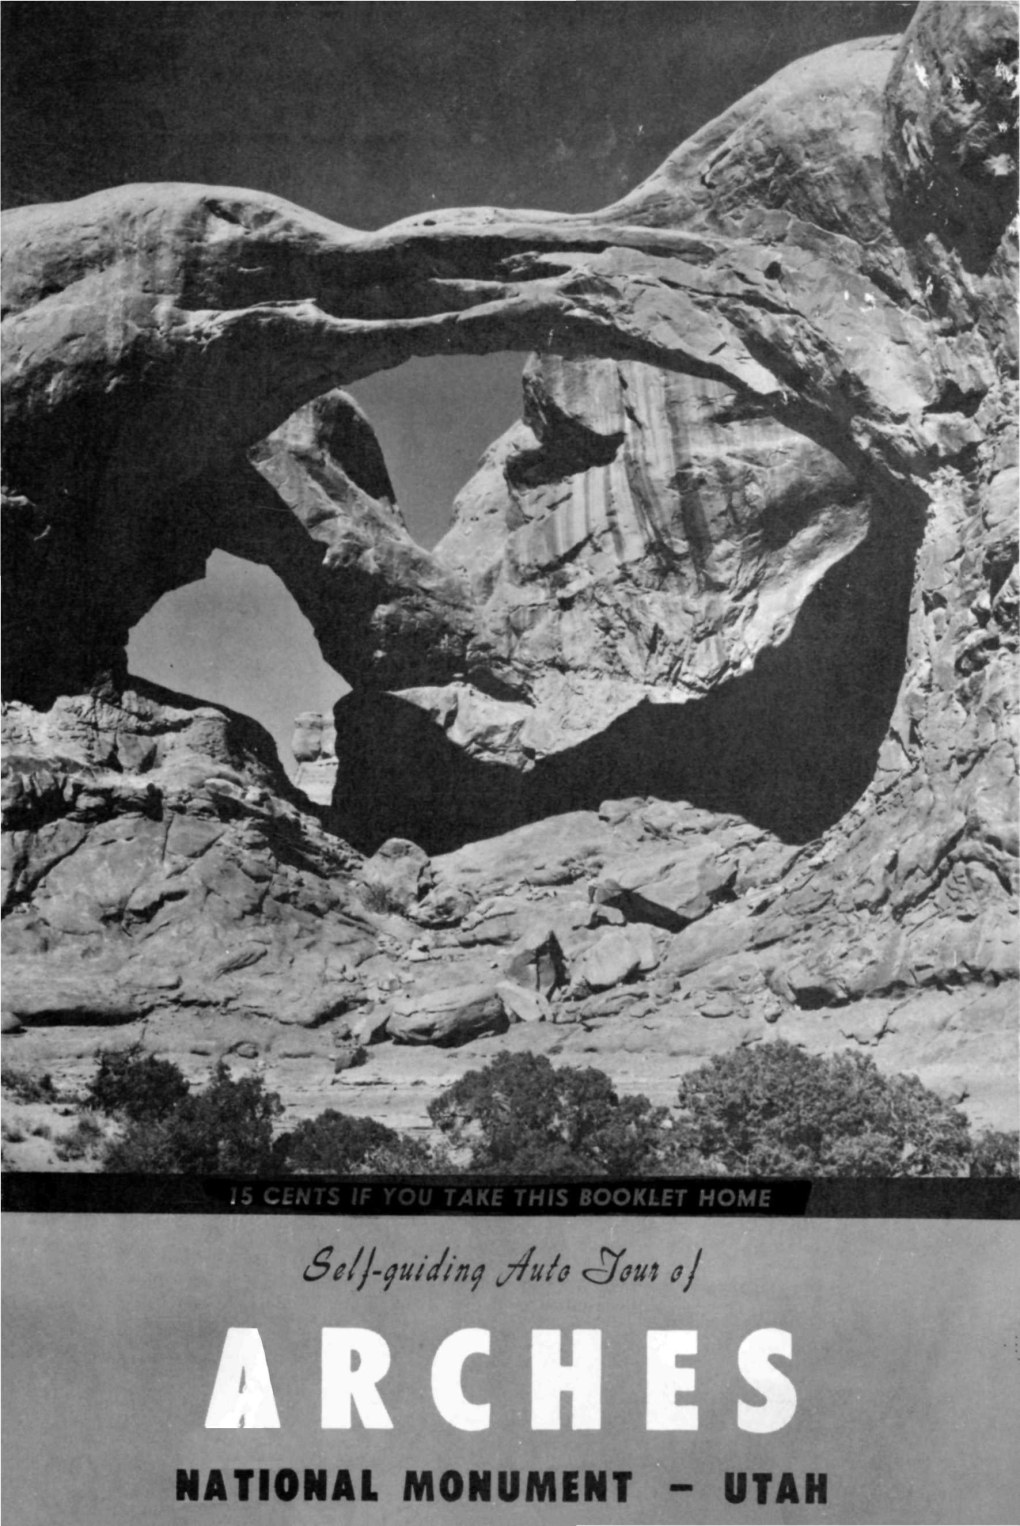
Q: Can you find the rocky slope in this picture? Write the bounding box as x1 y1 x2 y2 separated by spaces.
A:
2 1 1017 1163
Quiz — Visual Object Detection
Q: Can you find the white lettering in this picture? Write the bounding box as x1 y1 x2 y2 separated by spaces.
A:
431 1327 491 1431
204 1328 280 1429
737 1328 797 1433
531 1329 601 1430
321 1328 393 1429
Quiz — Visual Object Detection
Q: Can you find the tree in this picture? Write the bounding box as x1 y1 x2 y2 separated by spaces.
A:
89 1036 1016 1179
428 1051 687 1175
673 1040 985 1178
87 1047 190 1122
103 1062 285 1174
968 1128 1020 1178
280 1110 433 1174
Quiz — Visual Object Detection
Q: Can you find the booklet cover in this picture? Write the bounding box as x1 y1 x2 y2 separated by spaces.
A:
3 2 1017 1522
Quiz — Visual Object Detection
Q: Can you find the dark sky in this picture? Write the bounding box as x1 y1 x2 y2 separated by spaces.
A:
2 2 917 222
3 1 917 767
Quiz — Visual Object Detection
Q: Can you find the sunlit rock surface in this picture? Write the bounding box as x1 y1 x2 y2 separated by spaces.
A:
2 2 1016 1150
291 713 339 806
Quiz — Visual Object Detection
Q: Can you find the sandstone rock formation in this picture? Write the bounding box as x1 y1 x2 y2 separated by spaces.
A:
2 682 374 1027
291 712 339 806
2 2 1017 1155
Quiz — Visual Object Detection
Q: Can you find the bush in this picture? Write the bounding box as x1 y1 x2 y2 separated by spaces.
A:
280 1110 434 1174
87 1048 190 1122
428 1051 686 1175
1 1067 58 1105
54 1115 105 1162
358 881 393 916
84 1035 1014 1180
968 1128 1020 1178
673 1040 986 1178
102 1063 285 1174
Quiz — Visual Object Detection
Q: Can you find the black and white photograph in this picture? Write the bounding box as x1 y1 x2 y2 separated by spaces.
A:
2 2 1018 1520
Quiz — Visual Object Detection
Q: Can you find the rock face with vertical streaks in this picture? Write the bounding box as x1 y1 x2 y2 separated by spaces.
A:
441 354 873 729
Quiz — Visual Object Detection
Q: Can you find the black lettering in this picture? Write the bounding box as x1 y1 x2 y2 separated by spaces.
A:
404 1471 434 1502
275 1469 299 1502
176 1470 199 1502
526 1471 556 1503
753 1472 773 1505
562 1471 579 1503
776 1473 799 1505
583 1246 625 1285
584 1471 607 1502
361 1469 378 1502
613 1471 633 1502
468 1471 492 1502
303 1245 333 1281
498 1471 520 1502
304 1470 327 1502
234 1470 254 1502
725 1472 747 1503
439 1471 464 1502
805 1473 828 1504
203 1470 227 1502
496 1248 534 1288
426 1249 449 1283
331 1471 355 1502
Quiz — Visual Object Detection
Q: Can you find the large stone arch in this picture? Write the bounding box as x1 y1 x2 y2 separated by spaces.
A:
0 16 931 709
3 5 1012 728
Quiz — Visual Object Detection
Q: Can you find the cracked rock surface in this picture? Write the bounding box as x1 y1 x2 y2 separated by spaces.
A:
2 1 1017 1160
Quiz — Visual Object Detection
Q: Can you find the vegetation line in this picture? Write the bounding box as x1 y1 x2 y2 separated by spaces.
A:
4 1043 1016 1179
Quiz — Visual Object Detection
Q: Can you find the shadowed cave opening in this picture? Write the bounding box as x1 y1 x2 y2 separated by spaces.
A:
328 484 925 855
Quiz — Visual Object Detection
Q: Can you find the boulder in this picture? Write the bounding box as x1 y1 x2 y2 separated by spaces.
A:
226 1040 260 1060
360 838 433 915
573 928 655 993
496 982 553 1025
409 884 473 928
591 844 737 931
2 968 148 1026
458 896 528 947
347 1007 392 1047
504 927 567 996
576 986 654 1023
387 984 510 1047
333 1041 368 1073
